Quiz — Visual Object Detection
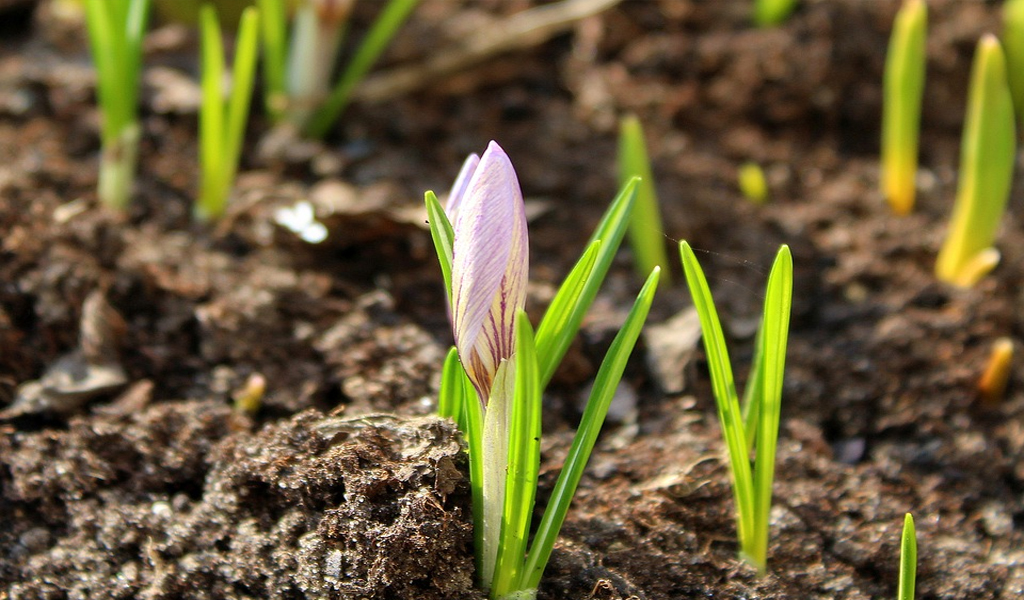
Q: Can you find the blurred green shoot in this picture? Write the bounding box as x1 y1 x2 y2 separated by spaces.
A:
1003 0 1024 123
84 0 151 210
618 115 670 285
679 241 793 574
738 161 769 204
196 4 260 222
935 35 1016 287
259 0 419 136
881 0 927 215
898 513 917 600
753 0 797 27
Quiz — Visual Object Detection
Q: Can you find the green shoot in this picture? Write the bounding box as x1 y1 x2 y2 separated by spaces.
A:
257 0 288 122
84 0 151 210
618 115 670 285
737 161 769 205
679 241 793 574
898 513 917 600
196 4 261 222
753 0 797 27
935 34 1016 287
293 0 420 137
1003 0 1024 124
881 0 927 216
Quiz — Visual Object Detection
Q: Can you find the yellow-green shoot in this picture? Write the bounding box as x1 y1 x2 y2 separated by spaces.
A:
753 0 797 27
881 0 927 216
260 0 420 137
84 0 151 210
430 143 658 599
679 241 792 574
935 35 1016 287
618 114 670 285
1003 0 1024 123
196 4 260 222
898 513 917 600
738 161 769 205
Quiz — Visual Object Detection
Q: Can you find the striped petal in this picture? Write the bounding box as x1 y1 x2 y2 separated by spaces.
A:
450 141 529 404
445 152 480 218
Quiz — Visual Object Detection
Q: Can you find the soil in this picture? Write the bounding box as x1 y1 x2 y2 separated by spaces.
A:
2 0 1024 598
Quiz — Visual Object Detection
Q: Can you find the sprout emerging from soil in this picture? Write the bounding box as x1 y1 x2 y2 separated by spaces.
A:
428 142 659 599
881 0 927 216
259 0 420 136
737 161 769 204
618 114 670 285
753 0 797 27
1002 0 1024 123
898 513 917 600
196 4 260 222
84 0 151 210
679 241 793 575
978 337 1014 407
935 34 1016 287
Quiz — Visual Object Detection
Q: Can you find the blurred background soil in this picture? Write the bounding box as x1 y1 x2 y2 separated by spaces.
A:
1 0 1023 598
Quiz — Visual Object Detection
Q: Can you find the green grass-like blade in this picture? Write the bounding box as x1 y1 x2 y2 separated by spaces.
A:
753 0 797 27
935 35 1016 287
222 7 260 205
534 178 638 388
198 4 226 218
678 241 756 562
748 245 792 574
1004 0 1024 124
258 0 287 122
85 0 123 142
493 313 542 598
305 0 420 138
898 513 917 600
425 190 455 300
618 114 670 285
881 0 927 216
438 346 463 423
520 267 660 592
534 240 599 384
462 368 485 582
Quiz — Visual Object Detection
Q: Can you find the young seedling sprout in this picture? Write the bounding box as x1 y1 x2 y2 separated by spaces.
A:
679 241 793 574
428 142 658 599
738 161 769 205
935 34 1016 287
618 114 670 285
753 0 797 27
196 4 260 222
898 513 917 600
881 0 927 215
978 337 1013 406
1002 0 1024 123
84 0 151 210
260 0 420 136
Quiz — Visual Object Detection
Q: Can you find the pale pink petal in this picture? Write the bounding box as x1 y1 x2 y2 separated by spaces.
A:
451 141 529 402
445 153 480 218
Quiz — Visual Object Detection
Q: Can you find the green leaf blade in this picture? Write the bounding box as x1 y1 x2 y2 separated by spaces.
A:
521 267 660 591
898 513 917 600
618 115 670 284
425 190 455 300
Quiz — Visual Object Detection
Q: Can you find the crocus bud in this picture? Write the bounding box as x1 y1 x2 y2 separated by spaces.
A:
449 141 529 404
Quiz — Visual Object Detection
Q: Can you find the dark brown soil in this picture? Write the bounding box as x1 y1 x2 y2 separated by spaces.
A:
2 0 1024 598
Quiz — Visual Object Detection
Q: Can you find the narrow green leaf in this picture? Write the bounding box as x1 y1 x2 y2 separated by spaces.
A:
534 178 638 388
258 0 288 122
222 6 260 198
534 240 599 383
493 313 542 597
198 4 226 219
740 321 764 453
898 513 917 600
1003 0 1024 124
748 245 792 575
521 267 660 591
425 190 455 300
461 367 485 582
305 0 420 138
438 346 463 423
678 241 756 563
935 35 1016 287
753 0 797 27
618 114 670 284
881 0 927 215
